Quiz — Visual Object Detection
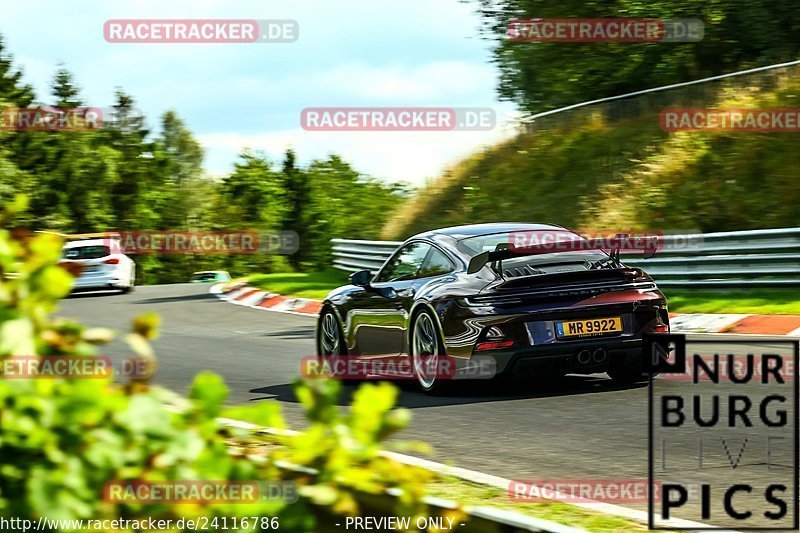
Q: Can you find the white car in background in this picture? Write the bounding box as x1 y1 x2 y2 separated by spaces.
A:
60 238 136 293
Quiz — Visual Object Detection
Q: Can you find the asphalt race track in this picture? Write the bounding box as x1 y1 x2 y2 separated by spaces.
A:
58 283 798 528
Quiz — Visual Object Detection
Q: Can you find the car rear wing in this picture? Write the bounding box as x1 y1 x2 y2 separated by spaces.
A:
466 235 659 275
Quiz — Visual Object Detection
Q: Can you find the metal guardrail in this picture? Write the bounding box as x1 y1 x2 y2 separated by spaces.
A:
331 238 404 273
332 228 800 288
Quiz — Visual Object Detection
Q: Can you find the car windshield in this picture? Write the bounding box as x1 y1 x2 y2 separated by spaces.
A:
192 273 217 281
63 245 110 260
457 231 612 272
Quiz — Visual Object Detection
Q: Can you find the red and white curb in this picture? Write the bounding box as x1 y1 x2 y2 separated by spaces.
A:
210 282 321 317
669 313 800 336
210 282 800 336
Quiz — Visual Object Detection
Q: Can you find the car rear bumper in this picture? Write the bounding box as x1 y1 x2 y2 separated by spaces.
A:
72 272 126 290
488 336 644 377
441 296 668 378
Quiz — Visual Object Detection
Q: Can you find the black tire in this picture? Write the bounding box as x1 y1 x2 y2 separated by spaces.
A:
317 308 357 384
120 267 135 294
410 308 454 395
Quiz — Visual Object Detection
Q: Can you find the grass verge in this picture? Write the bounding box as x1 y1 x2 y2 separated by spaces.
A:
664 289 800 315
247 269 349 300
222 403 657 533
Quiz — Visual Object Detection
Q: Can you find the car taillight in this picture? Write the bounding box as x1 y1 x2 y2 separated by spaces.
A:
653 324 669 333
475 340 514 351
104 258 120 265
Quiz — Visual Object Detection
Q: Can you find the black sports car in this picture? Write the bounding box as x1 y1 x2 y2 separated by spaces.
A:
316 223 669 393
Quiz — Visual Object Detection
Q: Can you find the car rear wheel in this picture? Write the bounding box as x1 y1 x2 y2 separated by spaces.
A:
411 309 450 395
120 266 135 294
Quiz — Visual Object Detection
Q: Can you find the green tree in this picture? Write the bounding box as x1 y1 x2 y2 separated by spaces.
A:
0 36 34 107
304 156 407 268
220 151 287 228
475 0 800 114
51 65 82 108
0 35 36 218
152 110 205 228
103 89 152 228
281 148 309 269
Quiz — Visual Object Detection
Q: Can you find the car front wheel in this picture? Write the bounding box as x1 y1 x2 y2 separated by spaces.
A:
317 308 354 383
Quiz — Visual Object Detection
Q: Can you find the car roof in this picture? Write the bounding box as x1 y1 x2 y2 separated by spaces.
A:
62 238 113 249
413 223 565 241
192 271 228 275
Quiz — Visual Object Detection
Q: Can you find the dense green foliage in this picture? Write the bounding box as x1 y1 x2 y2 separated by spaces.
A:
383 66 800 239
474 0 800 114
0 36 406 284
383 1 800 244
0 199 434 531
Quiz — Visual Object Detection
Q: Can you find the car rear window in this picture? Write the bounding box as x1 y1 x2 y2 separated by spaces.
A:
458 231 585 255
457 231 609 269
63 245 110 260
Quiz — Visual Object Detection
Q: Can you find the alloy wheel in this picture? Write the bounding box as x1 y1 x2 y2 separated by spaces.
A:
413 312 439 390
319 312 340 356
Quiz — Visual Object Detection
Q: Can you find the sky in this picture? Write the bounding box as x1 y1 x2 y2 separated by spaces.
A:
1 0 519 186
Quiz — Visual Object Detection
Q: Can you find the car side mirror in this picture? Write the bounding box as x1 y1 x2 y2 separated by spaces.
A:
350 269 372 288
643 236 658 259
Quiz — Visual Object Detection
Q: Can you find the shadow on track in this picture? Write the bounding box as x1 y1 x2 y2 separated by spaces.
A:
247 374 647 408
133 292 216 304
66 290 123 299
262 326 315 339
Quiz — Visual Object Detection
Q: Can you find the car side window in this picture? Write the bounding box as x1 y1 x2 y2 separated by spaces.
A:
376 242 431 282
418 247 456 278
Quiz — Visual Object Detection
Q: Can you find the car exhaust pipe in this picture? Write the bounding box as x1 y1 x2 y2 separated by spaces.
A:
592 348 607 363
577 350 592 364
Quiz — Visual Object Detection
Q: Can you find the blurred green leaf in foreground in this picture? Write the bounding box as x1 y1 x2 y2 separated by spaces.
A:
0 196 433 532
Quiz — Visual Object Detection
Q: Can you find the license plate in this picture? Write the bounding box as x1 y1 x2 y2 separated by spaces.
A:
555 317 623 338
